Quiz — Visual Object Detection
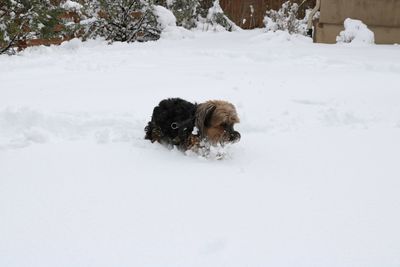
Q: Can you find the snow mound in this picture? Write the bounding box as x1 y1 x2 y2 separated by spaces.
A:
19 38 107 56
59 38 84 51
336 18 375 45
161 26 195 40
153 5 194 40
252 30 312 45
154 5 176 30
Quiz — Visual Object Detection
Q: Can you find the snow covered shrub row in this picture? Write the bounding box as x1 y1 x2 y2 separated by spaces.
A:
263 0 308 35
80 0 235 43
0 0 236 54
0 0 161 54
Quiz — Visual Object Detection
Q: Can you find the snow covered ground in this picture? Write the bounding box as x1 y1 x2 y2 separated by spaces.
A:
1 29 400 267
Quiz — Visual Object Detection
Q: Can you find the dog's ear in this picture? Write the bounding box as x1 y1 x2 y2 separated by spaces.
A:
196 102 216 136
204 105 216 127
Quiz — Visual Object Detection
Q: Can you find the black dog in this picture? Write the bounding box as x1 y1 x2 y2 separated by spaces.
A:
145 98 240 151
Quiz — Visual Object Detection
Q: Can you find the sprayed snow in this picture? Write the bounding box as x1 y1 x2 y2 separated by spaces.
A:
337 18 375 45
1 30 400 267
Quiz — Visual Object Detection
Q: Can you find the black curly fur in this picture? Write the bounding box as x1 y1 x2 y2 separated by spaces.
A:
145 98 198 149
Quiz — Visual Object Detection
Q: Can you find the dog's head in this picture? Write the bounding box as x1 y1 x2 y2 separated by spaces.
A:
196 100 240 144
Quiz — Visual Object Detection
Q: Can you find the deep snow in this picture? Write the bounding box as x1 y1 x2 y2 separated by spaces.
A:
1 29 400 267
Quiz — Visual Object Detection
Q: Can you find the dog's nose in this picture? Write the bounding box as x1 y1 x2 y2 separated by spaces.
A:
229 131 241 142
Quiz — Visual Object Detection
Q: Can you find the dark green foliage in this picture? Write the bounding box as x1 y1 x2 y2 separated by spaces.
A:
212 12 233 30
197 0 213 18
169 0 199 29
0 0 76 54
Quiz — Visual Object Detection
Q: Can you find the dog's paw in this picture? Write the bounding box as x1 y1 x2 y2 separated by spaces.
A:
151 126 162 143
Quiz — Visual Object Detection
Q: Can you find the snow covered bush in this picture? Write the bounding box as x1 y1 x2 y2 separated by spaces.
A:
82 0 161 43
0 0 77 55
159 0 233 31
264 0 306 35
336 18 375 45
197 0 237 31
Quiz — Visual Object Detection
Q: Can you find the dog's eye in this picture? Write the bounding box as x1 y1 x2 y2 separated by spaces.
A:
220 123 227 128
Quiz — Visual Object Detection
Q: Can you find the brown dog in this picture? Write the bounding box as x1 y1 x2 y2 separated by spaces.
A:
145 98 240 151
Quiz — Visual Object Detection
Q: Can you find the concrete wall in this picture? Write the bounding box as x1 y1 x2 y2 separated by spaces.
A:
315 0 400 44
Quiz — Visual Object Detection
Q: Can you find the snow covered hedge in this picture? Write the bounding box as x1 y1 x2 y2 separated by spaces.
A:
1 0 236 54
80 0 235 43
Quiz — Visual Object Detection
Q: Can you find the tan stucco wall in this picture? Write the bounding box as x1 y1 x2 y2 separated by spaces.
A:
320 0 400 26
316 0 400 44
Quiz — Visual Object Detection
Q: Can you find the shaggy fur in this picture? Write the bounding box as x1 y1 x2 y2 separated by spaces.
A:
145 98 240 151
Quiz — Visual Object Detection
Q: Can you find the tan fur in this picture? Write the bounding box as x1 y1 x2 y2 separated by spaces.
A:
196 100 240 144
